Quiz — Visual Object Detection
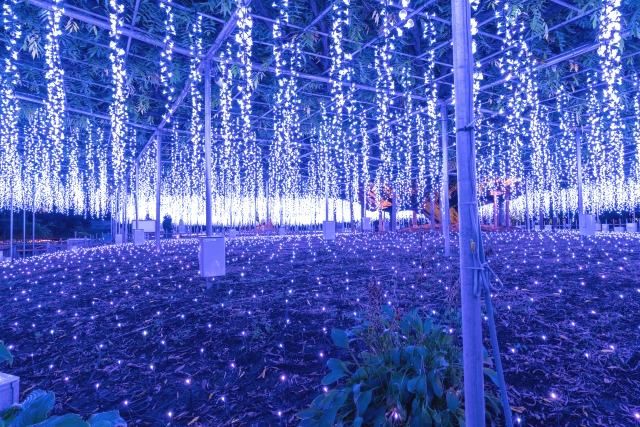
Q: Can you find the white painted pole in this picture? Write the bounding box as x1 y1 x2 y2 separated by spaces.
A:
134 160 140 230
155 135 162 251
576 127 584 217
204 59 213 237
9 189 14 262
451 0 485 423
440 102 451 257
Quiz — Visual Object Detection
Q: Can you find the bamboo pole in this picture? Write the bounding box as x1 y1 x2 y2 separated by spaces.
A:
451 0 485 423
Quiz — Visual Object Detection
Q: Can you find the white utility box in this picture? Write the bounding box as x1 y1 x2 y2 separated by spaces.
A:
67 238 90 251
115 234 123 244
544 225 552 231
614 226 625 232
362 218 371 231
133 229 145 245
199 236 226 277
626 223 637 232
0 372 19 412
278 227 287 235
579 214 596 236
323 221 336 240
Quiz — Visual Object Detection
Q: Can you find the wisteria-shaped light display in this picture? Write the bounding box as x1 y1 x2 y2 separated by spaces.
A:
108 0 128 204
0 0 21 208
160 0 176 123
269 0 302 223
189 16 204 200
44 0 66 199
374 0 395 202
596 0 625 205
235 0 261 215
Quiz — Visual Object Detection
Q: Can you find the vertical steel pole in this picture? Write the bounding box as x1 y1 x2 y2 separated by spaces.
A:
134 160 140 230
204 59 213 237
451 0 485 423
155 135 162 251
32 206 35 254
524 180 530 231
23 208 26 258
9 189 14 261
440 102 451 256
576 127 584 217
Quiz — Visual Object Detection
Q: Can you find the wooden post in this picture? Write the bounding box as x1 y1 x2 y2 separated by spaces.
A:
204 59 213 237
155 135 161 251
440 102 451 256
451 0 486 423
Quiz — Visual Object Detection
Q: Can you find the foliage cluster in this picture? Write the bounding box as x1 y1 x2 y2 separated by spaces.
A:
298 307 501 426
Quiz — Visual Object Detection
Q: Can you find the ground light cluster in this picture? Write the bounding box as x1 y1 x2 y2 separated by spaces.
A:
1 231 639 426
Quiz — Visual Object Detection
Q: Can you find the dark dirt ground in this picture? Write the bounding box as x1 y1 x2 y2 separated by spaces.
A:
1 230 639 426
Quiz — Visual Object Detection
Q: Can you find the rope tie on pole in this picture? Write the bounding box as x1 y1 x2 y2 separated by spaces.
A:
469 228 514 427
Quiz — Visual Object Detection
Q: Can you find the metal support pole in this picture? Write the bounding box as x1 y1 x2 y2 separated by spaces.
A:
32 206 35 254
204 59 213 237
9 190 14 262
576 127 584 217
451 0 485 423
134 160 140 230
524 180 530 232
440 102 451 256
155 135 162 251
22 207 26 258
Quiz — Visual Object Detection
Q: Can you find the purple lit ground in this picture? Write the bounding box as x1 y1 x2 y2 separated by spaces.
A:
1 231 639 426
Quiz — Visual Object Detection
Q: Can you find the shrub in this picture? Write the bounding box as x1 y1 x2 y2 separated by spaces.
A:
298 307 501 426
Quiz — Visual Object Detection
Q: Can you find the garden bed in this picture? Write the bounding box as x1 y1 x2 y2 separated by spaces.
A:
1 231 639 426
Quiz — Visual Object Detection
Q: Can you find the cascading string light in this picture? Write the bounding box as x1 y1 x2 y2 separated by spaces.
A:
0 0 22 210
596 0 625 209
44 0 66 209
188 15 204 216
159 0 176 124
374 0 395 208
108 0 128 218
235 0 262 223
421 16 439 217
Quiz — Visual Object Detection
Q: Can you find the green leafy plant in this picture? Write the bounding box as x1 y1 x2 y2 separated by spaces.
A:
298 307 501 427
0 342 126 427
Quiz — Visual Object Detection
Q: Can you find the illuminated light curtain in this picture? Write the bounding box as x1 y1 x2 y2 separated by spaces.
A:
374 0 395 204
44 0 66 206
235 0 261 222
218 45 239 224
632 77 640 198
555 85 577 192
345 82 359 214
398 66 413 208
160 0 176 124
584 73 605 212
189 16 204 202
0 0 22 210
66 127 84 212
97 126 109 218
359 111 371 211
596 0 625 208
328 0 351 215
22 114 40 211
108 0 128 212
269 0 302 224
421 18 440 216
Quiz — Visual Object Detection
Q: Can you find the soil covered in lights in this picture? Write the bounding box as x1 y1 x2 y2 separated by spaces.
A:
1 231 639 426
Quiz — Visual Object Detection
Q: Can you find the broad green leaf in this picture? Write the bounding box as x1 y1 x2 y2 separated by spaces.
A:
32 414 88 427
88 411 127 427
355 390 372 416
330 329 349 349
11 390 55 427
